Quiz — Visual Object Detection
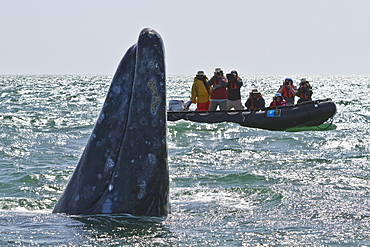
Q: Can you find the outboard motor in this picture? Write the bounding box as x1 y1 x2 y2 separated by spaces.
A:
168 100 191 111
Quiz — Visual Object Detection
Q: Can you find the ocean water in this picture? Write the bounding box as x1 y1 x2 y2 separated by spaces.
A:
0 74 369 246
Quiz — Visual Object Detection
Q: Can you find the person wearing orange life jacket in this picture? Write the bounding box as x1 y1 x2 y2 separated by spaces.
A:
191 70 211 111
207 68 228 111
226 70 244 110
296 78 313 104
277 78 297 105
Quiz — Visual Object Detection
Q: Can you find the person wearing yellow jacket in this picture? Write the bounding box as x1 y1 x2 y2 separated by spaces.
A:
191 71 211 111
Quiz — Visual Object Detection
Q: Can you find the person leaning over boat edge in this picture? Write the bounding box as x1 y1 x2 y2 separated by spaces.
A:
296 78 313 104
207 68 228 111
245 89 265 110
226 70 244 110
278 78 297 105
191 71 211 111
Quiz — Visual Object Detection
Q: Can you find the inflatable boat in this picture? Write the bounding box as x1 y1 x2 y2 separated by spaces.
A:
167 99 336 131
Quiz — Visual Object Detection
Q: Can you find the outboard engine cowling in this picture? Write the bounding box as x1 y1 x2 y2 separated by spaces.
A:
169 100 188 111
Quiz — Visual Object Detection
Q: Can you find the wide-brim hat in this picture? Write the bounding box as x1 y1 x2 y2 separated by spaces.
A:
300 78 309 83
196 71 205 76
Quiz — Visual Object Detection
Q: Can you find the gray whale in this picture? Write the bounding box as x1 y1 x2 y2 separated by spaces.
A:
53 28 169 216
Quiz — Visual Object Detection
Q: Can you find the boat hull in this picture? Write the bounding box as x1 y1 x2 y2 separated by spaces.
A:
167 99 336 131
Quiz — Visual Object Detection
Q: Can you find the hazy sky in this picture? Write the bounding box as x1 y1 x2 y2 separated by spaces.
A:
1 0 369 75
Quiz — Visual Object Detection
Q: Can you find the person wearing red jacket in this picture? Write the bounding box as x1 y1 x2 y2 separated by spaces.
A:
269 93 287 107
207 68 228 111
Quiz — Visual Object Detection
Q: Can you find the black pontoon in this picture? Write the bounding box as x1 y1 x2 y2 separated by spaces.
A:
167 99 336 131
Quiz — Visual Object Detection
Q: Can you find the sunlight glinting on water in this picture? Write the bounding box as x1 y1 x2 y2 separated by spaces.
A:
0 74 369 245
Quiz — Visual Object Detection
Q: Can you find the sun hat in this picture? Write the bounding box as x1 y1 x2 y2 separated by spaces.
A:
300 78 308 83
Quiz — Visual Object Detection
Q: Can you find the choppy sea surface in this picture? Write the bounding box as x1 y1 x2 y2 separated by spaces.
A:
0 74 369 246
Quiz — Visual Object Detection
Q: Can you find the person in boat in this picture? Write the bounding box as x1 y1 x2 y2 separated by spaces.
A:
207 68 228 111
191 70 211 111
277 78 297 105
226 70 244 110
244 89 265 110
269 93 287 107
296 78 313 104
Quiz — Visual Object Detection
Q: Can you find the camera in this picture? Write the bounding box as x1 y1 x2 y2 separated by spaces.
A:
226 73 234 79
216 72 221 76
300 82 309 87
285 81 290 85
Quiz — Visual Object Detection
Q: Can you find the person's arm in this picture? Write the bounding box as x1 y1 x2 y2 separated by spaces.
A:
207 77 215 86
245 98 250 108
236 78 243 88
278 85 283 94
296 88 301 97
309 88 313 97
219 77 228 88
212 78 224 89
191 82 197 103
260 98 265 108
289 85 297 96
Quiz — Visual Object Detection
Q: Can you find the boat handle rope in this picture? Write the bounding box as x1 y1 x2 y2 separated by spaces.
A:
242 111 253 122
316 117 334 130
304 101 334 130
